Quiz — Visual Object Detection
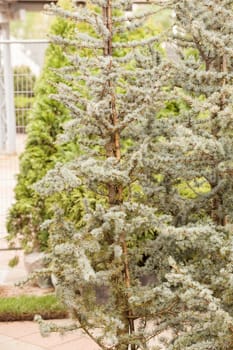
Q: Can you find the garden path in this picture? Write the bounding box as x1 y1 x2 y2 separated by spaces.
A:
0 319 100 350
0 134 27 285
0 134 26 237
0 319 170 350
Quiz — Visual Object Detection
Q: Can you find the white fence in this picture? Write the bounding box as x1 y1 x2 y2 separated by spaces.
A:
0 40 48 236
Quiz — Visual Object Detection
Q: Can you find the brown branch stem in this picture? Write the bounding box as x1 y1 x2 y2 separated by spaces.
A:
102 2 135 348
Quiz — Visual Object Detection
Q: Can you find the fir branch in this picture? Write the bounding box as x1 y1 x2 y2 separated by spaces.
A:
112 34 164 49
50 34 104 49
112 7 168 24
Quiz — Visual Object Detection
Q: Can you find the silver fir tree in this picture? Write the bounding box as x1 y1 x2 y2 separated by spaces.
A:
146 0 233 227
138 1 233 349
34 1 233 349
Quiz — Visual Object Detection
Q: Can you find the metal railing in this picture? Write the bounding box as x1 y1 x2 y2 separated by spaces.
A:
14 67 36 133
0 39 48 236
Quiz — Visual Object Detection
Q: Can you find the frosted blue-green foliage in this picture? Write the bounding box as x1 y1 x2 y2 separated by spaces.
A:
143 0 233 226
34 0 233 349
138 0 233 349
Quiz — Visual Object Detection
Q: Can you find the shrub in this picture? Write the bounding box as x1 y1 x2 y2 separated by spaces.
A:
7 0 77 252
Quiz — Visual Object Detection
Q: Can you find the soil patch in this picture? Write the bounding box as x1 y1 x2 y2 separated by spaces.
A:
0 310 68 322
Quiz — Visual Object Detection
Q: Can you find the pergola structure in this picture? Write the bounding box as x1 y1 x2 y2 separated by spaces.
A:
0 0 152 153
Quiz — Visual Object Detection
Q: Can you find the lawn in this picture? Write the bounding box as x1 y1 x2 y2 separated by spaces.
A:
0 294 68 321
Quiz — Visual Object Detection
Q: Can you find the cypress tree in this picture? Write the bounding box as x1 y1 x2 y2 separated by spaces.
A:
7 0 77 251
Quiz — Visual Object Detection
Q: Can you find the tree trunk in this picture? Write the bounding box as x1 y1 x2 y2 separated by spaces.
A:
208 55 227 226
102 2 135 349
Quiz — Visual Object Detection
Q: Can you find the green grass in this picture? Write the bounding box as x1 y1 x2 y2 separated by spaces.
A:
0 295 68 321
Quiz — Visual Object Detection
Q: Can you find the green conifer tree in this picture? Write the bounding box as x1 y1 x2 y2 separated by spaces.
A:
7 0 77 251
34 1 233 349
